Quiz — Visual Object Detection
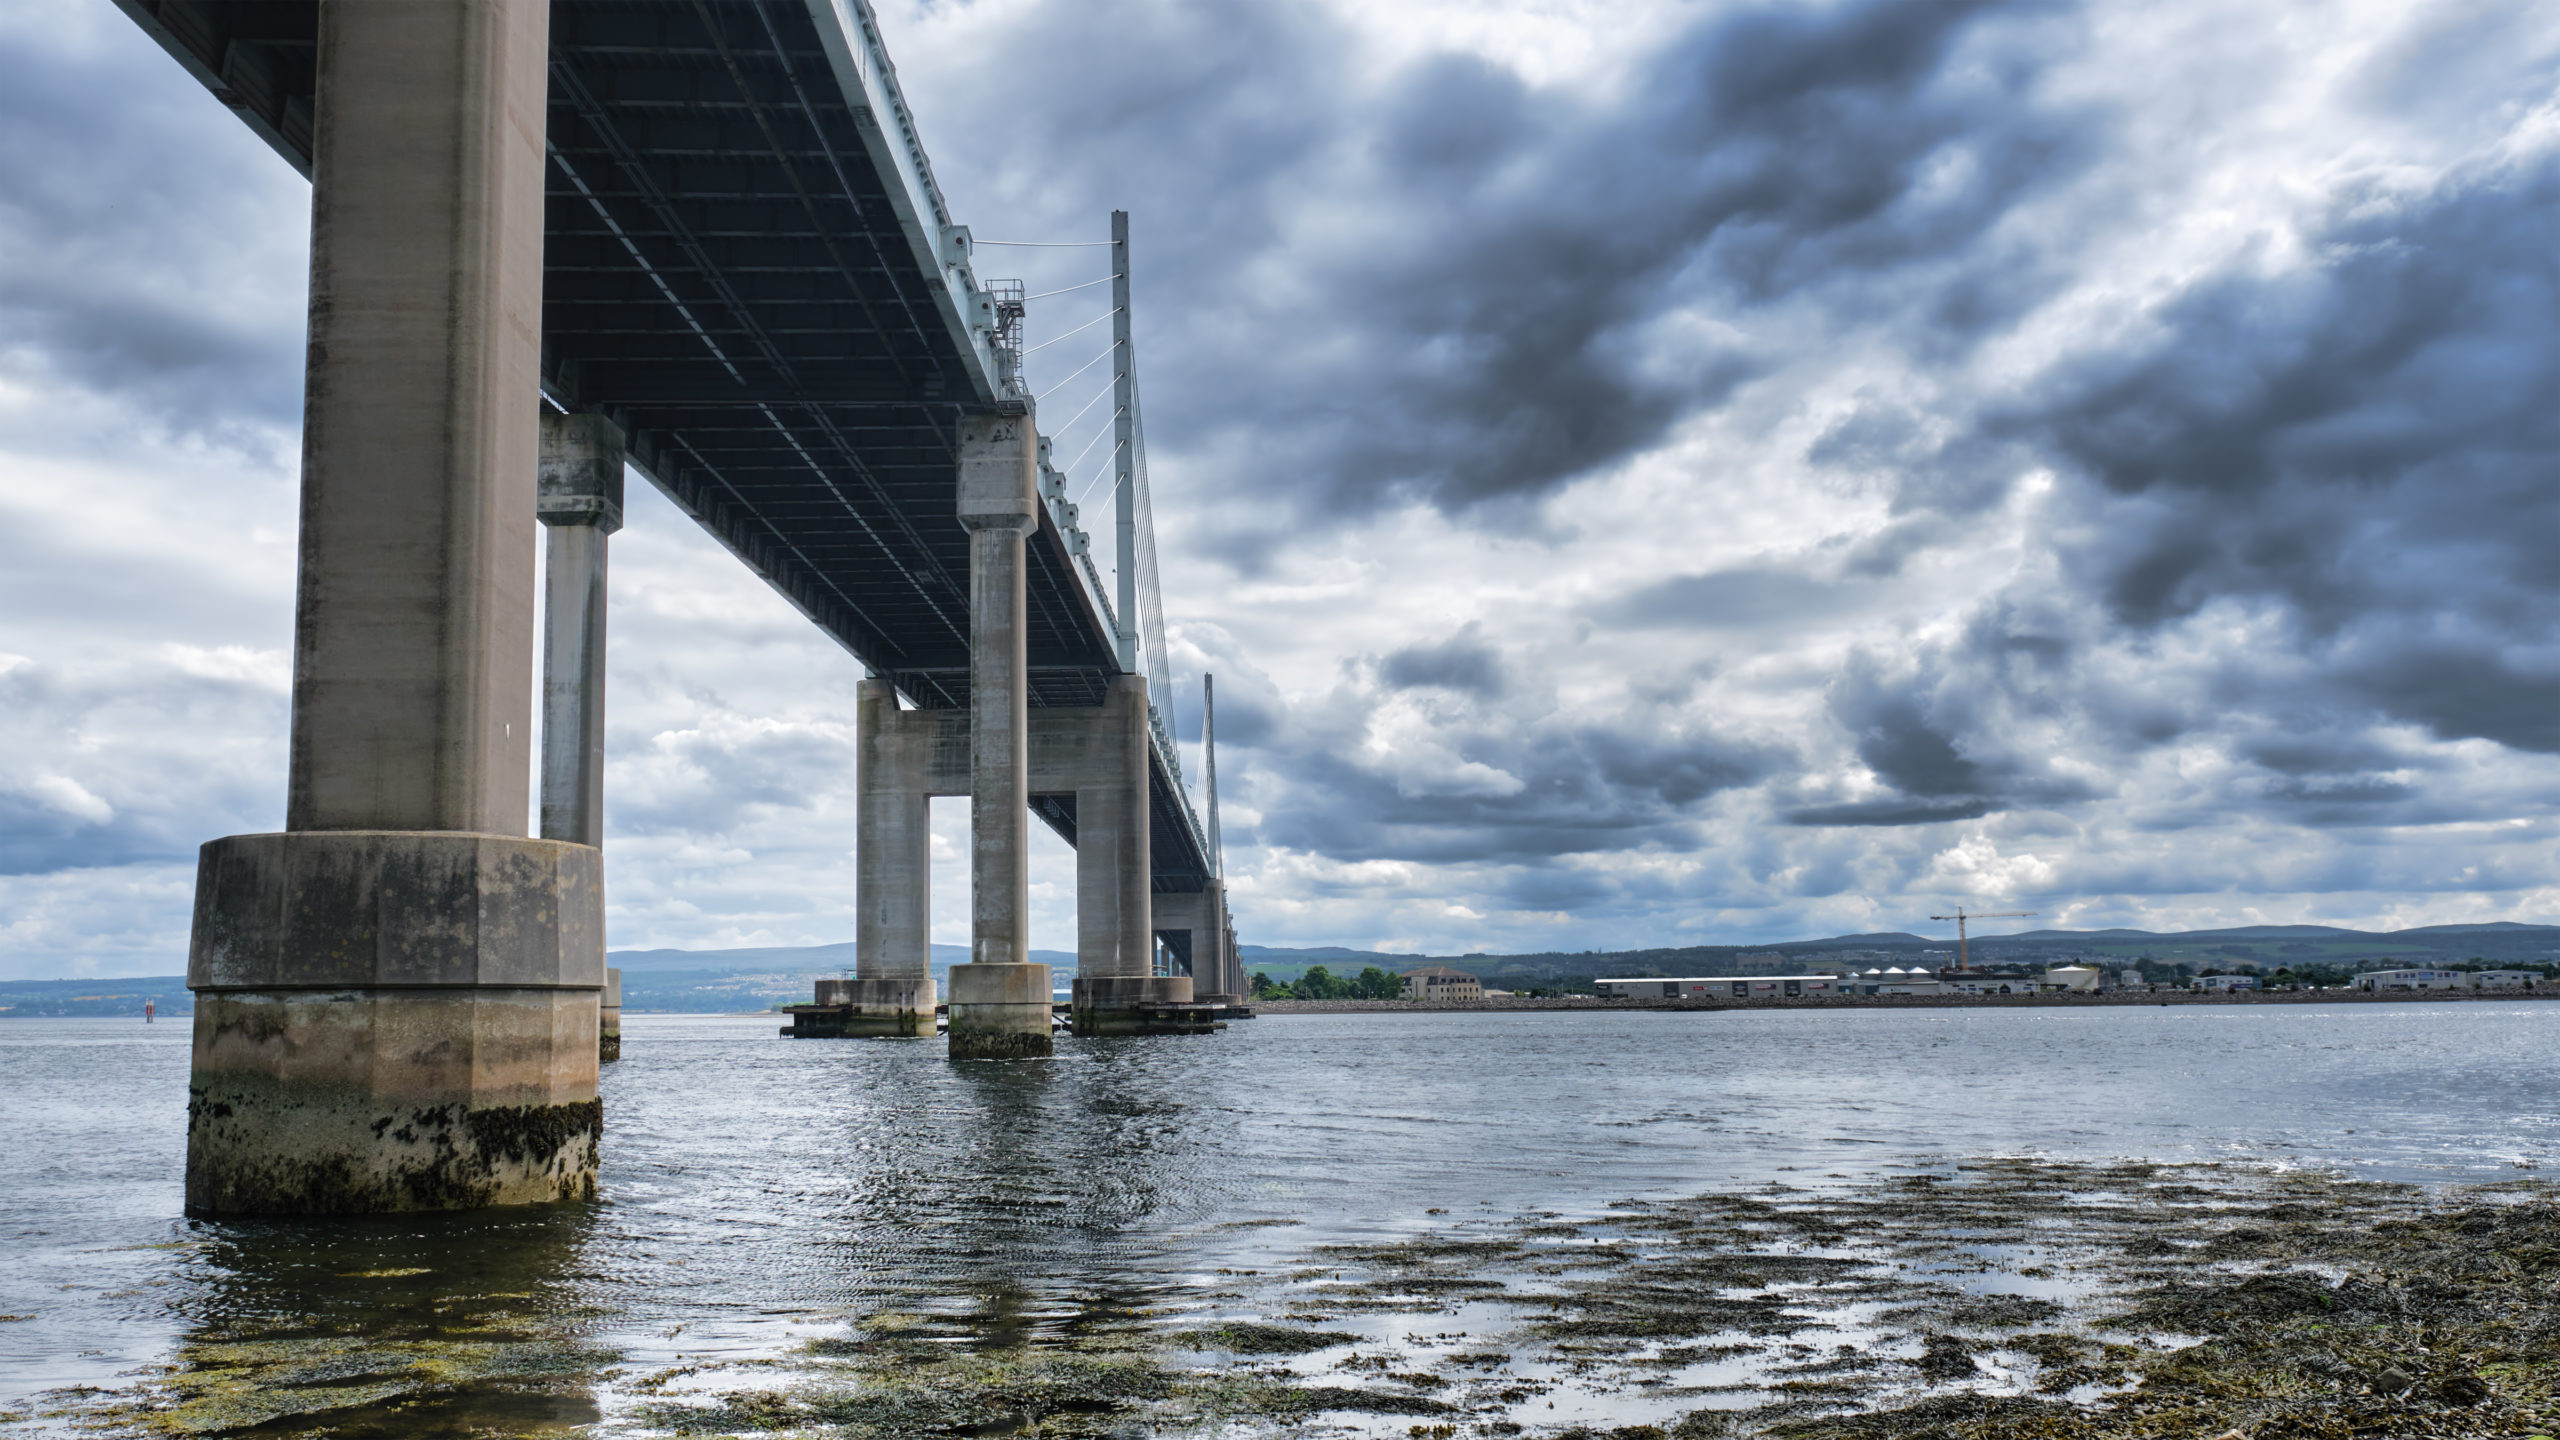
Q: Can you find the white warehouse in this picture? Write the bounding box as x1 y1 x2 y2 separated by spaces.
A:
1597 976 1847 1001
2354 968 2470 991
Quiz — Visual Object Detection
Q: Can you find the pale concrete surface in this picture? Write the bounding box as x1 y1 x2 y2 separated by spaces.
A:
957 414 1037 976
1070 973 1194 1034
809 976 939 1037
190 832 604 992
600 966 622 1061
187 987 599 1215
538 412 622 849
185 831 603 1213
1075 676 1152 988
946 961 1054 1058
188 0 584 1215
852 678 935 1034
1153 885 1239 1005
286 0 549 835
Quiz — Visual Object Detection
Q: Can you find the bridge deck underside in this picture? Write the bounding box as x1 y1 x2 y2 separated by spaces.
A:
111 0 1211 891
542 1 1121 715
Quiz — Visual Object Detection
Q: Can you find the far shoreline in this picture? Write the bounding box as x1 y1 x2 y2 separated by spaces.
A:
1249 987 2560 1015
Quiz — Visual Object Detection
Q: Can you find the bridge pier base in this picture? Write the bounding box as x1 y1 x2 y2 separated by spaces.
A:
182 0 596 1213
186 832 603 1216
946 962 1054 1057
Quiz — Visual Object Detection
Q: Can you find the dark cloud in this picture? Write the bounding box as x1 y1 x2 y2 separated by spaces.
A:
1379 624 1506 695
1294 0 2089 514
940 0 2095 532
2001 155 2560 633
1237 696 1781 864
2335 643 2560 755
1785 796 1996 826
0 11 308 439
1596 567 1877 630
1782 644 2100 827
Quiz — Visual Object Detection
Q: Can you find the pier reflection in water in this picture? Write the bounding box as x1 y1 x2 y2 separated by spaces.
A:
5 1003 2559 1433
147 1207 606 1436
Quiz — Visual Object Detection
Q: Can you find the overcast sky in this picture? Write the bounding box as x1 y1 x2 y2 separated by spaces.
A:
4 0 2559 978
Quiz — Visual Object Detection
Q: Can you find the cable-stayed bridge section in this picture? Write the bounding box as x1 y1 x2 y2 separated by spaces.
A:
110 0 1239 1217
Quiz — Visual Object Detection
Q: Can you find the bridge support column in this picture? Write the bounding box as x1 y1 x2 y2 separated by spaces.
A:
1148 885 1234 1008
1072 676 1185 1033
183 0 598 1215
539 414 622 1059
538 413 621 850
1188 878 1241 1006
600 967 623 1062
947 414 1052 1058
846 678 937 1035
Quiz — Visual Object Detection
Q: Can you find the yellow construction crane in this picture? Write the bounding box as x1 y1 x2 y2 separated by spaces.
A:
1928 906 2038 973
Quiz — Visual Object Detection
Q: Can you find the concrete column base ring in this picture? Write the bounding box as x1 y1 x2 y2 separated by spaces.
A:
184 830 603 1215
946 962 1053 1059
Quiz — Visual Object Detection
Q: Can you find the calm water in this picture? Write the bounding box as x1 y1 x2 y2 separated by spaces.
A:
2 1002 2555 1428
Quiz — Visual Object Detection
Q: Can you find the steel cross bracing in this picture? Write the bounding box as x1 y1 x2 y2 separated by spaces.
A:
109 0 1217 894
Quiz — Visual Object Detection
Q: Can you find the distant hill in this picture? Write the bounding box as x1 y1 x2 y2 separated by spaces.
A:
13 922 2558 1016
0 975 192 1018
1237 923 2560 987
607 942 1075 976
601 942 1076 1012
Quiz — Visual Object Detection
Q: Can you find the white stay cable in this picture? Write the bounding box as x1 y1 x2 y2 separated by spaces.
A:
1021 275 1113 301
1023 307 1119 355
1069 435 1127 507
1034 341 1116 403
1047 379 1116 444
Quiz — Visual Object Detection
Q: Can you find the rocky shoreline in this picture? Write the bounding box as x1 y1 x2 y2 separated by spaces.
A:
1251 989 2560 1015
37 1158 2559 1438
631 1157 2560 1438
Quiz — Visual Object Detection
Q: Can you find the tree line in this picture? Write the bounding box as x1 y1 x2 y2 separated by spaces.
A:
1249 965 1402 1001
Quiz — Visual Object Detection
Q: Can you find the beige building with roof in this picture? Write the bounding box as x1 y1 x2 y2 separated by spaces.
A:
1401 966 1483 1002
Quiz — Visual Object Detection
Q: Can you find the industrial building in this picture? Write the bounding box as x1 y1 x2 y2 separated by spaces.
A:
1596 976 1849 1000
1848 968 1947 996
2354 968 2470 991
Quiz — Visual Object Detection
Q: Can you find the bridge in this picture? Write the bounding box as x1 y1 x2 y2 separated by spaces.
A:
110 0 1240 1215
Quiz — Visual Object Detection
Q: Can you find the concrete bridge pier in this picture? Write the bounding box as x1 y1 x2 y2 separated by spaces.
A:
843 677 937 1034
1157 881 1239 1007
537 413 621 851
947 414 1053 1058
600 967 623 1062
183 0 601 1216
1070 676 1187 1033
539 413 623 1060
